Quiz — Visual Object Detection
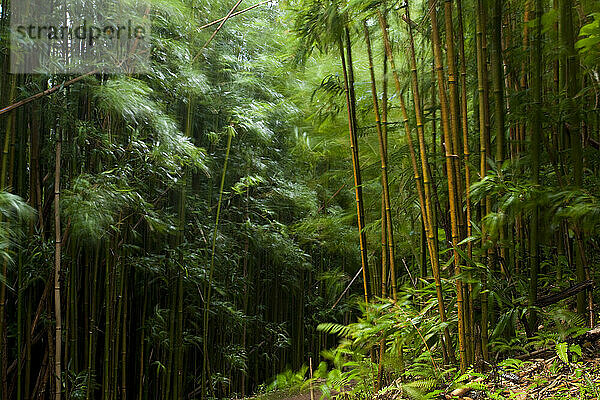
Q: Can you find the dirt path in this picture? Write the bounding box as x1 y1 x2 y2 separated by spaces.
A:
251 387 322 400
281 392 317 400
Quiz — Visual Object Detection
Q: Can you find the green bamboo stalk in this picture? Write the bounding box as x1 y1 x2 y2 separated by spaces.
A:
103 245 111 400
54 129 63 400
559 0 585 318
203 127 233 398
475 0 491 362
455 0 475 364
137 278 148 400
87 245 100 400
121 281 128 400
490 0 507 273
0 75 16 400
529 0 542 334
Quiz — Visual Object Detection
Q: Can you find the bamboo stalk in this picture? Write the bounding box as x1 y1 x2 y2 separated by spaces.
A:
490 0 507 273
103 245 111 400
86 245 100 400
0 71 97 117
443 0 465 237
198 0 271 30
54 130 63 400
0 75 16 400
529 0 542 334
475 0 491 362
378 8 455 362
558 0 585 319
377 29 389 390
455 0 474 364
15 102 26 400
364 22 395 303
381 21 389 300
428 0 467 371
121 281 128 400
339 31 370 304
203 128 233 398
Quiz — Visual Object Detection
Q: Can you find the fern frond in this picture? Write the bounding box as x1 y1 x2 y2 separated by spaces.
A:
404 378 436 391
317 322 353 338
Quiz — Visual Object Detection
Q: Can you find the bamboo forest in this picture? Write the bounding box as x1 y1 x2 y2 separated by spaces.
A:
1 0 600 399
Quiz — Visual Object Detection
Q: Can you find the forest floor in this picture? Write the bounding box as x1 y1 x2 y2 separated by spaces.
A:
258 329 600 400
267 350 600 400
441 329 600 399
378 328 600 399
481 355 600 399
444 352 600 399
255 389 321 400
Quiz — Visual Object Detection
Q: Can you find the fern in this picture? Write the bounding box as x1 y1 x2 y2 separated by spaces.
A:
317 322 354 338
404 378 436 391
556 342 569 364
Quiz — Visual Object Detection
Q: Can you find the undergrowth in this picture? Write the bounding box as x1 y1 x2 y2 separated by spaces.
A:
259 281 598 400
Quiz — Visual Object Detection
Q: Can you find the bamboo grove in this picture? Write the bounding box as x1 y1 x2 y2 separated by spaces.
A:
0 0 600 399
293 0 600 375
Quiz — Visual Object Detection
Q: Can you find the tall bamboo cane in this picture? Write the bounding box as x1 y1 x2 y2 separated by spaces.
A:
364 23 395 303
377 28 389 390
365 22 389 391
428 0 467 371
475 0 491 362
402 2 453 361
490 0 507 272
529 0 542 334
339 31 370 304
381 23 389 299
54 130 63 400
378 9 455 361
0 75 16 399
443 0 465 237
559 0 585 319
203 127 233 398
456 0 474 364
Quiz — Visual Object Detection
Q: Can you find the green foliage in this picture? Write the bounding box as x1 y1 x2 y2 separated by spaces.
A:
264 365 309 393
317 322 354 338
64 370 98 400
3 0 600 399
577 13 600 67
498 358 527 375
0 192 34 286
556 342 582 364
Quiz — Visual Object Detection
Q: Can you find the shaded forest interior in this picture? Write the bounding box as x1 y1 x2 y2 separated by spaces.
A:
1 0 600 399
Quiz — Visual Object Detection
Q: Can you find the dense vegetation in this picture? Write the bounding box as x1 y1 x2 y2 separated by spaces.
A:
0 0 600 399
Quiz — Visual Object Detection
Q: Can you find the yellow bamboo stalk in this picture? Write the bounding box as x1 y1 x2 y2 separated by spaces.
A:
443 0 465 237
339 34 370 304
378 10 455 361
364 22 396 303
456 0 474 364
428 0 467 371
